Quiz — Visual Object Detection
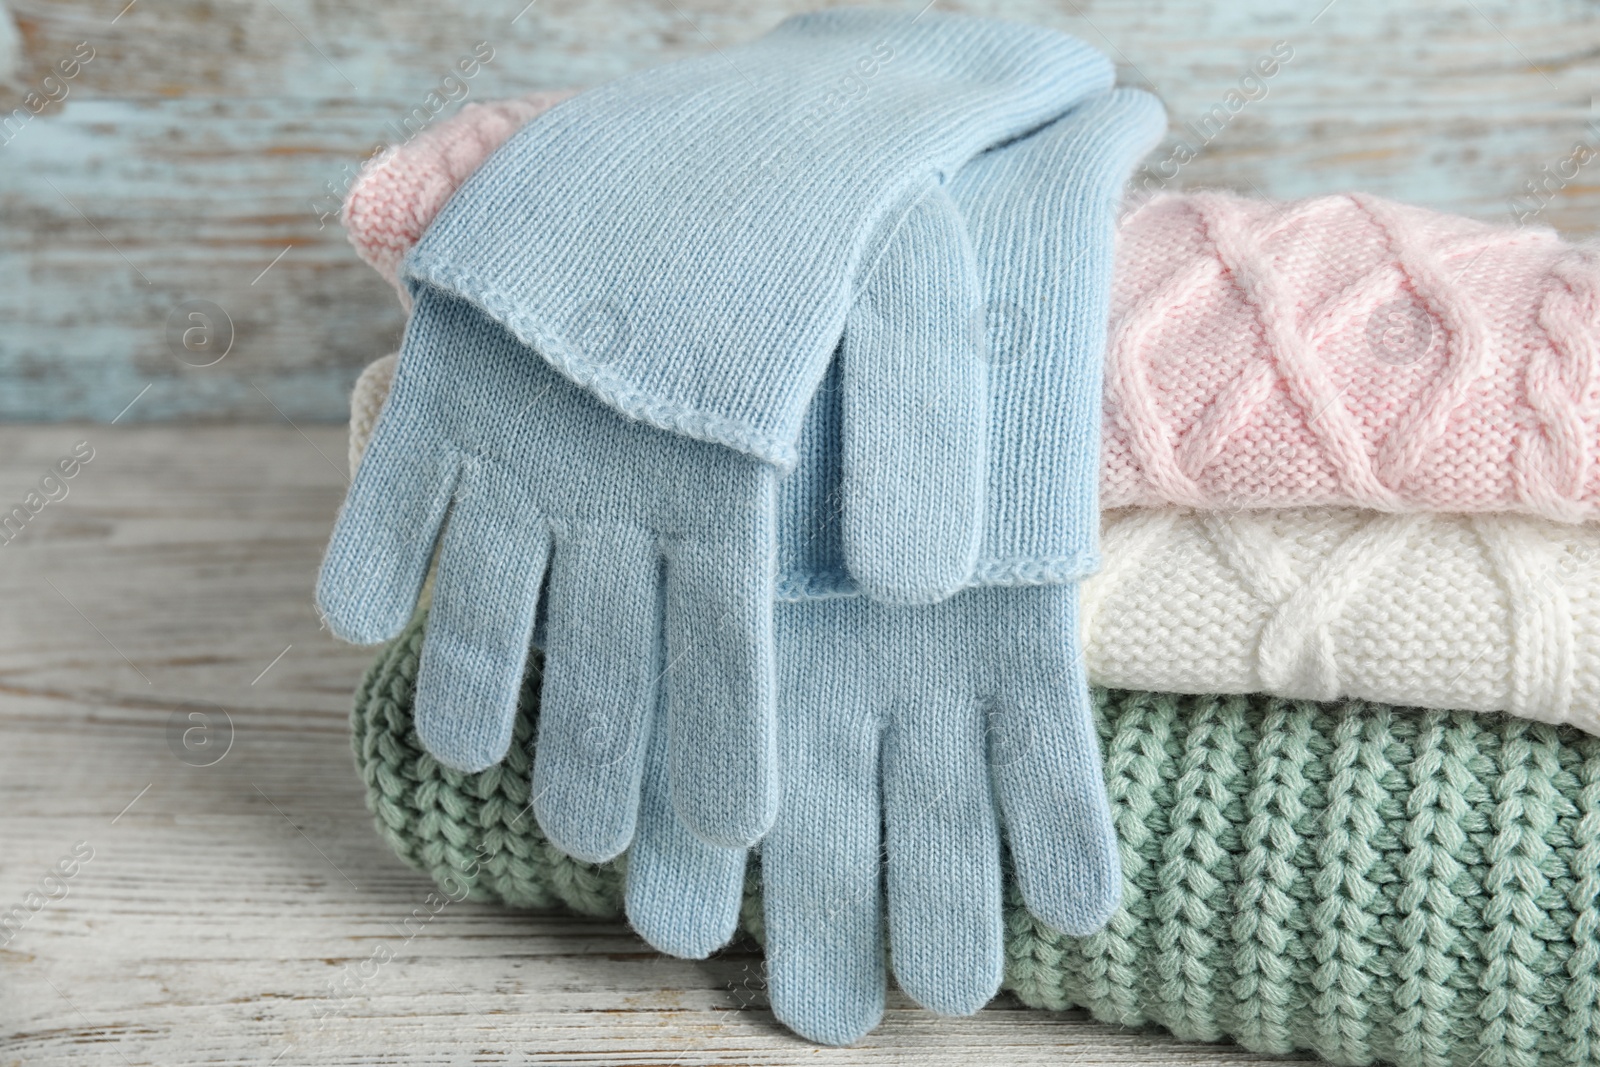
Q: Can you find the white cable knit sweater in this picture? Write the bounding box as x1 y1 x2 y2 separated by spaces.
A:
350 354 1600 734
1085 507 1600 730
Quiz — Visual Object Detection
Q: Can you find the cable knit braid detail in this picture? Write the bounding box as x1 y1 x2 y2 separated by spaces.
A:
1308 709 1394 1063
1475 521 1577 722
1477 724 1568 1067
1102 192 1600 518
1354 193 1496 495
1392 712 1474 1067
1231 699 1315 1054
1547 738 1589 1067
1195 193 1409 509
1152 695 1246 1041
1565 749 1600 1063
351 621 1600 1066
1079 508 1600 731
1520 248 1600 522
1201 510 1423 701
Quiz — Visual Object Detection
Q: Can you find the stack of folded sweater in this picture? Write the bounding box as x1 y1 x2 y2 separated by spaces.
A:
321 11 1600 1062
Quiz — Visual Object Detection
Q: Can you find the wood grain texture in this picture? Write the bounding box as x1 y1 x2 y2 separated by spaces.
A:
0 424 1319 1065
1 0 1598 421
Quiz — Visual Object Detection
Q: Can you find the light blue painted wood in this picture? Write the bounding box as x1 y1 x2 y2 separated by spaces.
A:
1 0 1597 422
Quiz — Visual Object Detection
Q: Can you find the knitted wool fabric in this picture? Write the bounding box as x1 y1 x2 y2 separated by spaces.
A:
1104 192 1600 520
353 612 1600 1067
1085 507 1600 732
342 92 577 308
343 92 1600 521
326 288 788 853
405 11 1114 467
349 361 1600 732
347 354 394 476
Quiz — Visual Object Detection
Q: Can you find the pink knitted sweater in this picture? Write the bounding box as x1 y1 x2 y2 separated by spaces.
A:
343 92 577 308
345 92 1600 521
1107 193 1600 519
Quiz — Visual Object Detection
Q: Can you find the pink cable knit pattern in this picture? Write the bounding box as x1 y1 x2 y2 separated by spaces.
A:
1104 192 1600 518
344 92 1600 521
342 92 577 306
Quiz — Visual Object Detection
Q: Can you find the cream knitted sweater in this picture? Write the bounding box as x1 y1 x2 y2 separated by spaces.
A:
1084 506 1599 730
349 354 1600 733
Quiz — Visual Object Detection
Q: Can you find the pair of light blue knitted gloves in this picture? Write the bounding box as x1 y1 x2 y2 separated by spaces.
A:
318 8 1165 1046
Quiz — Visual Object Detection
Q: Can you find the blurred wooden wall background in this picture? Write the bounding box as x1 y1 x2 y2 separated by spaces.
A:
1 0 1597 422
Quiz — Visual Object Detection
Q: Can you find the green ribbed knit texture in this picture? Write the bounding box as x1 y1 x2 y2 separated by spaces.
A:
352 609 1600 1067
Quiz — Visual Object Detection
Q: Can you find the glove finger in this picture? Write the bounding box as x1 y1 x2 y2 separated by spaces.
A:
317 417 457 645
624 689 745 959
763 613 884 1046
532 524 660 863
952 87 1168 582
413 460 551 773
662 535 778 848
842 185 984 606
882 687 1003 1016
988 585 1120 935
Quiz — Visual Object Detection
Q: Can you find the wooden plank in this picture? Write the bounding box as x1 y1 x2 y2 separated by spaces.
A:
0 424 1314 1064
2 0 1598 420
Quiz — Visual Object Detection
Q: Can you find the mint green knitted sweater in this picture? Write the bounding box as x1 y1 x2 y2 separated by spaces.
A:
353 611 1600 1067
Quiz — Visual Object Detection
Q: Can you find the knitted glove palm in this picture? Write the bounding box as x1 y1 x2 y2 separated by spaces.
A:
321 288 777 856
621 93 1165 1044
627 584 1114 1045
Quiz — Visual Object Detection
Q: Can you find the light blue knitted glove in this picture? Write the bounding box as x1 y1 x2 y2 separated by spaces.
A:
838 87 1168 601
623 89 1167 1044
406 10 1112 469
318 287 777 856
625 370 1120 1044
628 583 1110 1045
324 13 1117 855
404 9 1116 606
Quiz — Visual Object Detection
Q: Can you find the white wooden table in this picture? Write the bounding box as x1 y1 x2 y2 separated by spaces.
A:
0 424 1309 1065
